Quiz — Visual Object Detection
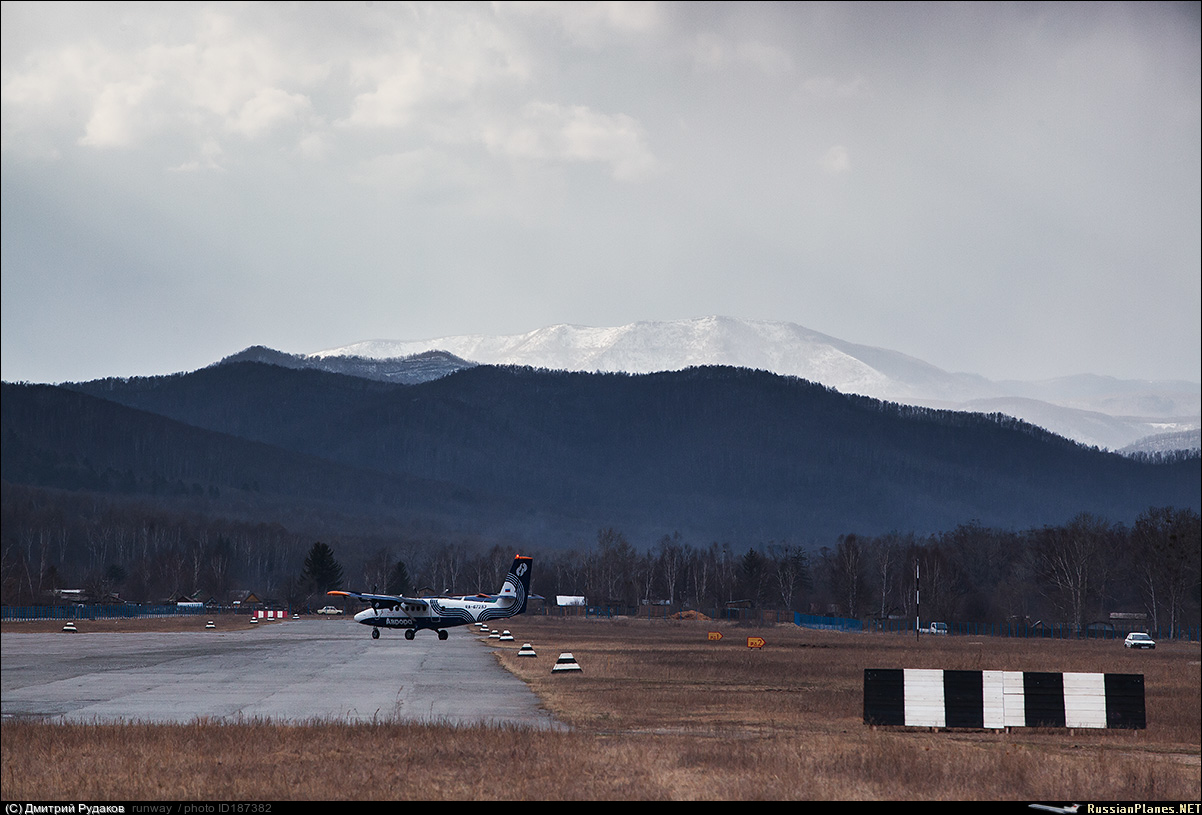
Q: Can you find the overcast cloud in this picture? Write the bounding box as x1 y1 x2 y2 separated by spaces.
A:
2 1 1199 384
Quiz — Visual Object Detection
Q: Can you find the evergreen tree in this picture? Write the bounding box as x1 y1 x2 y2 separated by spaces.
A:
386 559 411 596
741 547 765 606
302 542 344 594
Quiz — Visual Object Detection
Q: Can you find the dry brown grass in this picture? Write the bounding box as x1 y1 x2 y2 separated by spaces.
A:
2 616 1198 800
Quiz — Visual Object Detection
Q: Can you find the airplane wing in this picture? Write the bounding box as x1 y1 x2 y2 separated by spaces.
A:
327 590 429 608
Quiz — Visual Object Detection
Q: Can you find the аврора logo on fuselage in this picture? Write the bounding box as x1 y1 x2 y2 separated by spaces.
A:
358 611 414 629
330 555 532 641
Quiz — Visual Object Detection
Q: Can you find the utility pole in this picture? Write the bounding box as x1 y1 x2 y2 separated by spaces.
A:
915 558 920 642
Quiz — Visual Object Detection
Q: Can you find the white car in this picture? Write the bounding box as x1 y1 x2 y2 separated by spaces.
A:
1124 632 1155 649
317 605 343 615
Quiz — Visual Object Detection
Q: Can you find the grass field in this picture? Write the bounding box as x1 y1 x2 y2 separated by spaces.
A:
2 615 1198 800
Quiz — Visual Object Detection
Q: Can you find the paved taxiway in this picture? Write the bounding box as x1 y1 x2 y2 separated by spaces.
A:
1 619 563 728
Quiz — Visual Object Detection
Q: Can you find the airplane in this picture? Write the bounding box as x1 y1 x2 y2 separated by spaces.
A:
327 554 532 641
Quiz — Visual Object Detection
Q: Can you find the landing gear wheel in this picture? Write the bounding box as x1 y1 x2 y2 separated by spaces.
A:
438 629 449 641
371 628 380 640
404 629 416 640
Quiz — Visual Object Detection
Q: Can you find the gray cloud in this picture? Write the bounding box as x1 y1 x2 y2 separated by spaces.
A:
2 1 1198 384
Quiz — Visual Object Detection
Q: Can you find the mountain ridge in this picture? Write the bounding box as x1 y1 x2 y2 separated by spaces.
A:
35 362 1198 548
311 316 1200 450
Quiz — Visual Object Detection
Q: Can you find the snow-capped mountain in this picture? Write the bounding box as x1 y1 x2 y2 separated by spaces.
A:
315 317 991 399
219 346 473 384
313 316 1200 451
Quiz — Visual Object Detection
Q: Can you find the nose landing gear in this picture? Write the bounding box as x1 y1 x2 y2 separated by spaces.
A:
371 628 380 640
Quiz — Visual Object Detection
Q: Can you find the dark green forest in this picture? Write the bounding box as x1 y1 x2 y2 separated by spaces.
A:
2 362 1199 631
2 485 1198 634
7 363 1198 541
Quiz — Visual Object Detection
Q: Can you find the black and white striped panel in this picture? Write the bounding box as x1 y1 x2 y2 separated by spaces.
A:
864 669 1145 729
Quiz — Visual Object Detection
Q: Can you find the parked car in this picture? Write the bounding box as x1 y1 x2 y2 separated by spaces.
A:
317 605 343 615
927 622 948 635
1124 632 1155 649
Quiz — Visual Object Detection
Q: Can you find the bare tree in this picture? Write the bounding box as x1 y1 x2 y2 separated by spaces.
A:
1134 507 1201 636
361 548 394 593
769 542 809 612
916 543 961 622
593 528 635 604
1033 513 1116 632
689 546 711 609
636 549 658 605
829 534 864 618
657 532 685 607
871 535 901 620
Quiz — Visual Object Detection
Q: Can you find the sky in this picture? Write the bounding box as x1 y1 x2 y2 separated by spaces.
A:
2 1 1199 385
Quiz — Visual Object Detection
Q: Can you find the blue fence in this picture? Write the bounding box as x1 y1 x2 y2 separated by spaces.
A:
2 604 210 621
795 612 864 632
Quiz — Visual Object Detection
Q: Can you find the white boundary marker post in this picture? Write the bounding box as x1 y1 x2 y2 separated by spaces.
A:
553 652 582 673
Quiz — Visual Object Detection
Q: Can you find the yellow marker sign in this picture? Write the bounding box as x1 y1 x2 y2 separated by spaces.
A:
746 636 766 649
708 631 723 641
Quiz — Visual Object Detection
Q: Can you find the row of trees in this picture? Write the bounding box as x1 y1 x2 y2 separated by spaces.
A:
3 488 1198 634
818 508 1200 634
297 508 1199 633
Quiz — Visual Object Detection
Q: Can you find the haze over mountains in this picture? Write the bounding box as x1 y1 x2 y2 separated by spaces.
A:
312 317 1200 452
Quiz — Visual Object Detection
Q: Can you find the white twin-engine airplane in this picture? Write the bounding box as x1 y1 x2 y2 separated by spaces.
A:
328 554 532 641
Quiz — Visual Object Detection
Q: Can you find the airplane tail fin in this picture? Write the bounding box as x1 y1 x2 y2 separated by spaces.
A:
498 555 532 615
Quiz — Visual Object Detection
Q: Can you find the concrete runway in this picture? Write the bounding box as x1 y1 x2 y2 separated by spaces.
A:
1 618 563 729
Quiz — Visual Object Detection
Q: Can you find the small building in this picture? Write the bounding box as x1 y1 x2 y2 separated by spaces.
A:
637 600 673 618
227 591 265 614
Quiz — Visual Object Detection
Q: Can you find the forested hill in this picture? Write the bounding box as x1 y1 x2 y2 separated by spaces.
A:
0 381 514 538
5 363 1197 545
